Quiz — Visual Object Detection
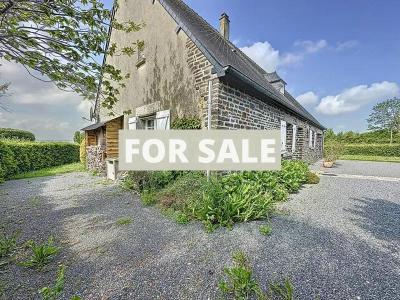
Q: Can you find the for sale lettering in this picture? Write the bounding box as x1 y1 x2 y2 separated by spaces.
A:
119 130 281 171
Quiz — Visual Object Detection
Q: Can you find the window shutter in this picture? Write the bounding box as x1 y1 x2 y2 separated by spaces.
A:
292 125 297 152
314 132 317 148
280 120 287 152
156 110 170 130
309 129 313 148
128 117 138 130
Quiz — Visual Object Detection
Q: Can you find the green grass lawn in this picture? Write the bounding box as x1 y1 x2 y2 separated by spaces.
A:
12 163 85 180
340 155 400 163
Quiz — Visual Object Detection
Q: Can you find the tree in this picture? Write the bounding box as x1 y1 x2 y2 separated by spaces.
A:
0 0 143 116
367 98 400 144
0 81 9 110
73 131 84 144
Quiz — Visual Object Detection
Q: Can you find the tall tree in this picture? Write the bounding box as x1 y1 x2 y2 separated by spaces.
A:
0 0 143 115
367 98 400 144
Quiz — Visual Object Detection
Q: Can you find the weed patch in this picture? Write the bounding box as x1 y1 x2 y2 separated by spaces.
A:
39 265 65 300
259 225 272 236
219 251 295 300
21 238 59 269
0 232 18 258
116 217 133 226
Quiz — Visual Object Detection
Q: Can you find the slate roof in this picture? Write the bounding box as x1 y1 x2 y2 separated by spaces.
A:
159 0 324 129
265 71 286 84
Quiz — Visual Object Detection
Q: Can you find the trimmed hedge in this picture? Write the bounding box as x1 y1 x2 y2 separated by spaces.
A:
338 144 400 157
0 128 35 141
0 141 79 181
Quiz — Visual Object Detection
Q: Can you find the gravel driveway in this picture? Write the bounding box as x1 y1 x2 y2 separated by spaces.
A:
0 161 399 299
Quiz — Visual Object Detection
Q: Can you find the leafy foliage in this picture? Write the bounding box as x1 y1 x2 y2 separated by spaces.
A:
0 128 35 141
39 265 65 300
367 98 400 143
122 161 311 231
21 238 59 269
219 251 264 299
0 232 18 258
0 0 143 112
323 142 344 162
73 131 85 144
325 129 400 144
340 143 400 157
171 117 202 130
0 140 79 181
219 251 295 300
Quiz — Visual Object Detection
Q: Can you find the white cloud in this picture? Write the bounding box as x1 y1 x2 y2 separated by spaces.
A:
240 41 281 72
0 60 90 140
316 81 400 115
240 39 327 72
335 40 359 51
296 91 319 106
294 40 328 53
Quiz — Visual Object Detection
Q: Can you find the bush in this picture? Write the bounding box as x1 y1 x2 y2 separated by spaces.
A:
340 143 400 157
0 128 35 141
79 139 86 165
0 141 79 180
325 129 400 144
306 172 320 184
324 142 344 162
171 117 202 129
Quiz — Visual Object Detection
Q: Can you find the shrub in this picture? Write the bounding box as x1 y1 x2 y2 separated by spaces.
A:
0 141 79 180
123 171 179 193
306 172 320 184
79 139 86 165
340 143 400 157
324 142 344 162
279 160 308 193
171 116 202 129
0 128 35 141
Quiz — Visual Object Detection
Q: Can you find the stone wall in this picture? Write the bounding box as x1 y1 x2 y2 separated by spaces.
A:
214 82 323 162
87 145 106 173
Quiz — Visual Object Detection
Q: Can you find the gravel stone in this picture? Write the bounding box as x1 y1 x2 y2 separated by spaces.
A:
0 161 399 299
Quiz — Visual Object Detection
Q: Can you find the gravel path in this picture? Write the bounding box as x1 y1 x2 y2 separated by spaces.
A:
0 161 399 299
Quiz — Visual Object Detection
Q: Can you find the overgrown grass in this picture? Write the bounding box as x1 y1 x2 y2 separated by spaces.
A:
219 251 294 300
122 161 311 232
12 163 85 180
339 155 400 163
39 265 65 300
21 238 59 269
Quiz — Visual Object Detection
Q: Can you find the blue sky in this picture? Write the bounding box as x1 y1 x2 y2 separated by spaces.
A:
1 0 399 140
184 0 400 132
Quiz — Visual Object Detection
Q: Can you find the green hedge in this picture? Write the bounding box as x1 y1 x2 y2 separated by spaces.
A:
339 144 400 157
0 141 79 182
0 128 35 141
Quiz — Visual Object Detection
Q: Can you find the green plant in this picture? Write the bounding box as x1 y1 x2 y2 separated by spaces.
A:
268 279 294 300
22 238 59 269
0 140 79 181
324 142 344 162
141 190 157 206
219 251 264 299
0 281 7 299
116 217 132 226
259 225 272 236
0 232 18 258
39 265 65 300
0 128 35 141
171 117 202 130
340 143 400 157
305 172 320 184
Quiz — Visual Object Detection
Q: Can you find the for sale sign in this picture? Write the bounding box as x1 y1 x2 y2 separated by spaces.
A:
119 130 281 171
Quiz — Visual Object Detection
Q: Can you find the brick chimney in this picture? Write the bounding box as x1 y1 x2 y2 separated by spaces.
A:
219 13 230 40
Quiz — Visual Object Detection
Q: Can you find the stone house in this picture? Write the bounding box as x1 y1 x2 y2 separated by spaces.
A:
83 0 325 173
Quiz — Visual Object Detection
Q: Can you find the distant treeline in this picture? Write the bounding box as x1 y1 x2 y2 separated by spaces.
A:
325 129 400 144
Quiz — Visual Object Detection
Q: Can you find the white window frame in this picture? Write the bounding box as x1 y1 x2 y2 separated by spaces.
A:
128 116 138 130
292 124 297 152
280 120 287 153
156 110 170 130
309 129 313 149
